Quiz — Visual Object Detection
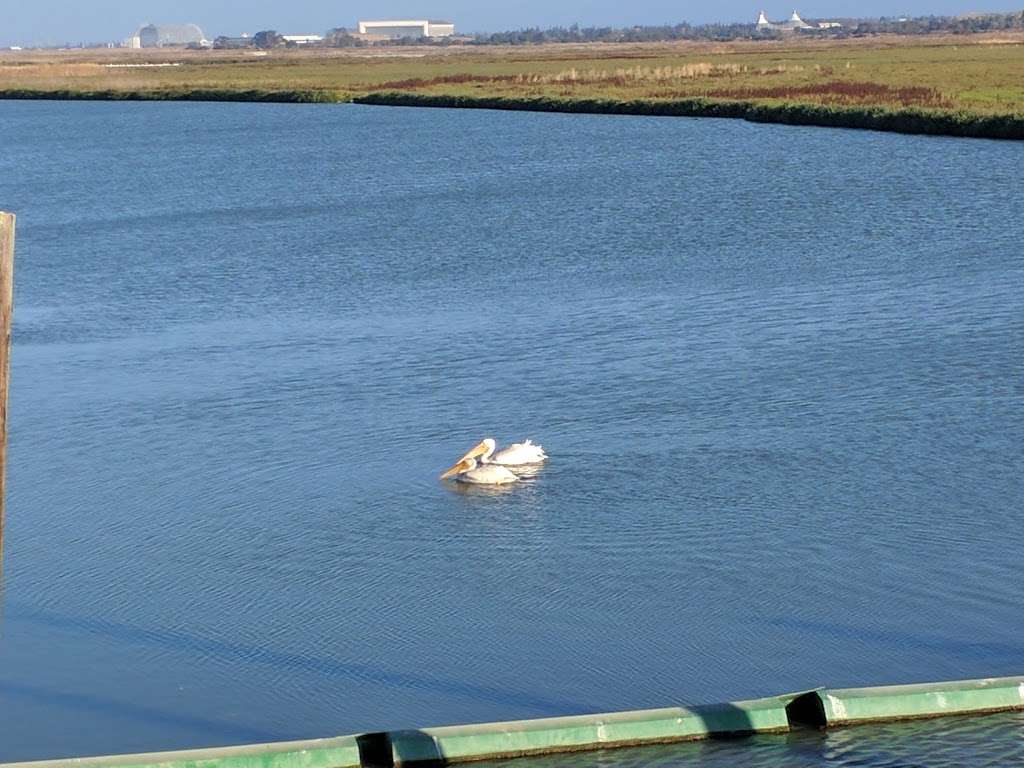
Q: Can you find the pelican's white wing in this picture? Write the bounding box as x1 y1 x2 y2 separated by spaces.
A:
491 439 547 465
459 464 519 485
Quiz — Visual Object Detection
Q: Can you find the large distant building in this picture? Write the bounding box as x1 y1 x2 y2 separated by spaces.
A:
356 20 455 39
129 23 206 48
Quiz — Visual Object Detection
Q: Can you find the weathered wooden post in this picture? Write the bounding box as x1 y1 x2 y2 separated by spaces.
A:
0 212 13 556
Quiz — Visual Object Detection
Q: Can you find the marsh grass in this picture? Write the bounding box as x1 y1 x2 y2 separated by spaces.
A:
2 34 1022 137
704 81 953 108
354 91 1024 139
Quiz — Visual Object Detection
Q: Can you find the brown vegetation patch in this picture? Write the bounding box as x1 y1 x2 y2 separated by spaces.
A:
366 73 518 90
704 80 952 107
366 63 822 92
0 62 105 78
522 63 746 85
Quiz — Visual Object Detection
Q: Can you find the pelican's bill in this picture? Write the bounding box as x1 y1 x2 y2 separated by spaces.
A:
440 457 473 480
457 439 492 463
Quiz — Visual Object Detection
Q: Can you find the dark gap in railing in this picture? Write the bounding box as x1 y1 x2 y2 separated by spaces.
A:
786 691 828 729
357 732 395 767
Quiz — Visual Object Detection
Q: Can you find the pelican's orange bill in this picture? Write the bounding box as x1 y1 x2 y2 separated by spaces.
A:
458 440 490 462
440 458 471 479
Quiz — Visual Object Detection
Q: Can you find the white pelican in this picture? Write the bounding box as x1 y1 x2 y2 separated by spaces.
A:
440 457 518 485
459 438 547 466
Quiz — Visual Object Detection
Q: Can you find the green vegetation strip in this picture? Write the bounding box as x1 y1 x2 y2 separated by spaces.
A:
2 87 1022 140
353 92 1024 140
3 676 1022 768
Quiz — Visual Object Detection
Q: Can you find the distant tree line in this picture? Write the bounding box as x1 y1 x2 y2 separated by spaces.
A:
468 12 1024 44
323 28 368 47
473 22 763 44
216 12 1024 50
841 11 1024 36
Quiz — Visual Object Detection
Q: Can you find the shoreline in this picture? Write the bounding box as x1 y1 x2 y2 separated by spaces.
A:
2 88 1022 140
0 88 342 103
353 92 1024 140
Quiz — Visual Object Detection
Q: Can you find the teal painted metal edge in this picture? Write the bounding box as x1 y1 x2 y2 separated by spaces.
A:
820 675 1024 726
2 677 1022 768
391 694 797 765
0 735 362 768
0 694 799 768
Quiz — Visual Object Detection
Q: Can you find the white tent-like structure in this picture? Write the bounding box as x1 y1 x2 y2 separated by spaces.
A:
756 10 815 31
788 10 813 28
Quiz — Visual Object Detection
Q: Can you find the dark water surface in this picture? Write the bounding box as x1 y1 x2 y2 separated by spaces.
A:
0 102 1021 763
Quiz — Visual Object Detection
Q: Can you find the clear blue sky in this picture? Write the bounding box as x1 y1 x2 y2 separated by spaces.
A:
3 0 1022 46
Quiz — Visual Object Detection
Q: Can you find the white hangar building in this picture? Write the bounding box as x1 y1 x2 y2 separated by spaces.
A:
356 20 455 38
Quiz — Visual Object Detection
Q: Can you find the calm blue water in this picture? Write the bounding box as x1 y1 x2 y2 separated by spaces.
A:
0 101 1021 763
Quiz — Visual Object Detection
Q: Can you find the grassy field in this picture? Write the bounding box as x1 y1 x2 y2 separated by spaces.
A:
2 34 1023 136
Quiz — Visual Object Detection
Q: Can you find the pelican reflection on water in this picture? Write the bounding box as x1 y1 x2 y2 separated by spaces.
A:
439 437 547 486
446 477 521 497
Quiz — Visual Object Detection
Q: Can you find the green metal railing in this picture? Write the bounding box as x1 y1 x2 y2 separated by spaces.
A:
4 676 1022 768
